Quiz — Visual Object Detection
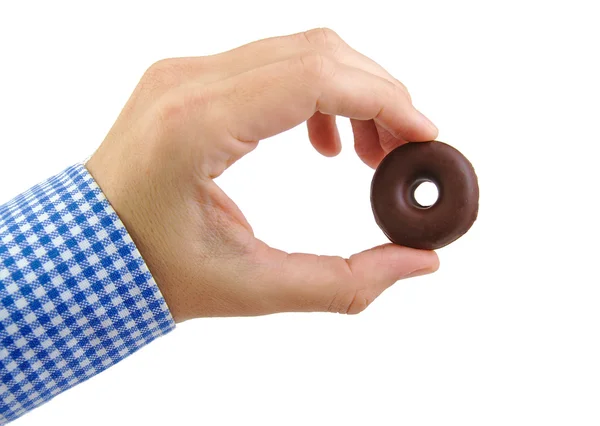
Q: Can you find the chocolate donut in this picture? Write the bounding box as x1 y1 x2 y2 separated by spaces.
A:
370 141 479 250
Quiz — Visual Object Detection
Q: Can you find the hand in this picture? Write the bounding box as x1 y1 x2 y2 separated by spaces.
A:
86 28 440 322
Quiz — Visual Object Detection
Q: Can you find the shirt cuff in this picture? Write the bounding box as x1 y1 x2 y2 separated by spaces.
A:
0 163 175 424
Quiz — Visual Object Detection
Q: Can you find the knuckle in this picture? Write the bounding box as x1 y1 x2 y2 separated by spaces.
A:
377 123 401 152
142 59 179 89
303 27 343 54
389 80 405 100
395 78 412 101
324 257 373 315
142 57 200 91
380 82 408 112
292 53 335 83
156 86 214 128
345 287 373 315
328 285 373 315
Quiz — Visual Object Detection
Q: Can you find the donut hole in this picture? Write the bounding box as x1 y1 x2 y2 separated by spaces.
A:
412 180 439 208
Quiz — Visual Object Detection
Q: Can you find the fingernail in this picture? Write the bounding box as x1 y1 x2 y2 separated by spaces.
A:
403 266 437 280
416 110 438 135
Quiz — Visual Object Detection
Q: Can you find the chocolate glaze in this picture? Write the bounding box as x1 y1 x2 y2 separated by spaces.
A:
370 141 479 250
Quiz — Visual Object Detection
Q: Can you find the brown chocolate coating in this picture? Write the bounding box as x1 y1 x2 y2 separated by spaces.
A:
370 141 479 250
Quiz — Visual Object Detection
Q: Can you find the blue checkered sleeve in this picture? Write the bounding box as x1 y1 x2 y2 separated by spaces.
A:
0 163 176 424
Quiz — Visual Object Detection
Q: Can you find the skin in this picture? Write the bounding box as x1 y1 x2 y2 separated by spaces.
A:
86 28 440 323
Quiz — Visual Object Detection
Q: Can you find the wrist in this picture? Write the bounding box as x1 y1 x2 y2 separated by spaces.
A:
85 142 187 323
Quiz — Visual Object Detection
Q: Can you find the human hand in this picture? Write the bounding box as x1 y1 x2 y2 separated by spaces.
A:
86 28 440 322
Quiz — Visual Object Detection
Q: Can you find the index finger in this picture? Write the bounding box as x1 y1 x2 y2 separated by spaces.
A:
209 53 438 145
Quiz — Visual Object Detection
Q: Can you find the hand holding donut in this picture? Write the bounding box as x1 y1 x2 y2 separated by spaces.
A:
86 28 440 322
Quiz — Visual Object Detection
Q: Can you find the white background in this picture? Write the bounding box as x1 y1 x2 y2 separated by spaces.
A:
1 1 599 425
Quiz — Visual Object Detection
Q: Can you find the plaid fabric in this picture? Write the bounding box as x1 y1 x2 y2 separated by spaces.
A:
0 164 175 424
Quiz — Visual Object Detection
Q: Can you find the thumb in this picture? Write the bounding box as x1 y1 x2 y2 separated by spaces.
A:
256 243 439 314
